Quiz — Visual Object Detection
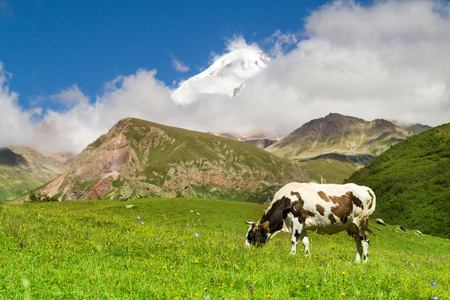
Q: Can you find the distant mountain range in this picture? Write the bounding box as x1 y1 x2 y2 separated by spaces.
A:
19 118 307 203
0 146 73 202
2 113 433 203
266 113 429 161
264 113 431 183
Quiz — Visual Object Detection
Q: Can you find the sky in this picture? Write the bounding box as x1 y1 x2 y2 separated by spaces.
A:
1 0 450 153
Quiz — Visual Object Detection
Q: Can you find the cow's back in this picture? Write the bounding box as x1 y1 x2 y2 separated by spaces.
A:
272 182 374 207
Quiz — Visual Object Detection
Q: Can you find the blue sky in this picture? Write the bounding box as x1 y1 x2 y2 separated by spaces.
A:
1 0 450 152
1 0 326 109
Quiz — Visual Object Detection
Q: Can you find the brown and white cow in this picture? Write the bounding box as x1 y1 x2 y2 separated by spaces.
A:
245 182 376 263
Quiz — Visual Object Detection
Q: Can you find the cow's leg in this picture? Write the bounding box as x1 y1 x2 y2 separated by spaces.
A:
300 231 310 255
290 218 303 255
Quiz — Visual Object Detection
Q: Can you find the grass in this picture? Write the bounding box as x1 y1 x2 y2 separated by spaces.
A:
1 198 449 299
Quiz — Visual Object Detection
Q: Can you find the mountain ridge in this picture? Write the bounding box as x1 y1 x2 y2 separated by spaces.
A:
25 117 308 203
266 113 416 161
265 113 430 183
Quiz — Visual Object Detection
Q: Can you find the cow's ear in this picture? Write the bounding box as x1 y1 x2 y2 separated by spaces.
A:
261 221 270 233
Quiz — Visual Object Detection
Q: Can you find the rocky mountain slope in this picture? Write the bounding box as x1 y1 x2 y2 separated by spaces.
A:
31 118 307 203
266 113 429 183
0 146 73 202
171 46 270 104
346 123 450 238
267 113 416 161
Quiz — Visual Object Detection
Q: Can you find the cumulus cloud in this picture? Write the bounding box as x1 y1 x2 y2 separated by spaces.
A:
174 0 450 135
0 64 36 147
34 69 176 152
1 0 450 153
50 84 90 109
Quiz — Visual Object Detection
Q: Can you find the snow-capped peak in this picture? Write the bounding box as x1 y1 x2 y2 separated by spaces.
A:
171 45 271 105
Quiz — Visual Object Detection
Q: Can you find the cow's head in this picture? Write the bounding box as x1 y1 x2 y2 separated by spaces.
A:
244 221 270 247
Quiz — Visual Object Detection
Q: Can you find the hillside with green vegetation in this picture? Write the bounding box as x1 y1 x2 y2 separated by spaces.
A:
29 118 307 203
346 123 450 238
1 198 448 299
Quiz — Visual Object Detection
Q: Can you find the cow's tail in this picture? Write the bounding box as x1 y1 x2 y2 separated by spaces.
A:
359 188 377 235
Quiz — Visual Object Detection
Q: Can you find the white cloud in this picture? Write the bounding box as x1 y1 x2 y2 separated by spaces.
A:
264 30 298 57
35 69 176 152
231 0 450 133
0 64 36 147
171 55 190 73
50 84 89 109
174 0 450 135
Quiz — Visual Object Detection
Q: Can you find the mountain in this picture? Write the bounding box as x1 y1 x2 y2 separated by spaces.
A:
27 118 307 203
0 146 73 202
266 113 423 183
345 123 450 238
171 46 270 104
212 132 279 149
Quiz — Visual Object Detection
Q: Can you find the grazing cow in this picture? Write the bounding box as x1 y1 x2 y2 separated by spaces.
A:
245 182 376 263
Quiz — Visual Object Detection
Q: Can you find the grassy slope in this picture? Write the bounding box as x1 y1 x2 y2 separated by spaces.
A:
125 118 292 176
346 123 450 239
1 198 448 299
77 118 306 202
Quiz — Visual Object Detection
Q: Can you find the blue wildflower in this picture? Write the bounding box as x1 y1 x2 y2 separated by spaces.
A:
194 232 200 238
431 280 437 287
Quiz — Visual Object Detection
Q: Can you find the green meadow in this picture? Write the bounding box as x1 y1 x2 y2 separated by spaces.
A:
1 198 449 299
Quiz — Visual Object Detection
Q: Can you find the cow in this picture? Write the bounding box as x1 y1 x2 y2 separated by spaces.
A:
245 182 376 263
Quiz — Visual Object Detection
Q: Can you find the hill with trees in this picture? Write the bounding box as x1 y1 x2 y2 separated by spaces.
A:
346 123 450 238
